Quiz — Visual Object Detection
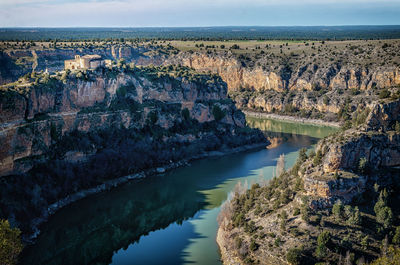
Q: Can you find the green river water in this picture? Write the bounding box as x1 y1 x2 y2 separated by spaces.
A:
21 117 338 265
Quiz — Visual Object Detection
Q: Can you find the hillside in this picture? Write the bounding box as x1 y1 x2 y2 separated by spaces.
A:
216 98 400 264
2 39 400 124
0 64 265 240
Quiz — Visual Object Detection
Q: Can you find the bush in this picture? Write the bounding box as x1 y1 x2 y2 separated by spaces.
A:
212 105 226 121
274 237 282 246
315 231 331 258
286 247 303 265
358 157 368 174
379 89 391 99
374 189 393 228
298 148 308 162
249 239 258 251
181 108 190 121
313 150 323 165
371 246 400 265
147 110 158 125
361 235 369 250
395 121 400 133
0 220 23 265
301 204 310 223
346 206 362 226
376 206 393 229
332 200 344 220
374 190 388 213
393 227 400 245
293 208 300 216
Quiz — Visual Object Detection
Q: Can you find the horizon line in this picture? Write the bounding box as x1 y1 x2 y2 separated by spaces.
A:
2 25 400 29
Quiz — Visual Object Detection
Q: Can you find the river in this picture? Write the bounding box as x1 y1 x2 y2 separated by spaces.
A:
20 117 338 265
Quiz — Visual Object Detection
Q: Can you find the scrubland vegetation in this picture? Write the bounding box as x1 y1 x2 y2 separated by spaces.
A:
218 144 400 264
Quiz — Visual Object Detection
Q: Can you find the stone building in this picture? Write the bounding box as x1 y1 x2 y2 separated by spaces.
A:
64 55 112 70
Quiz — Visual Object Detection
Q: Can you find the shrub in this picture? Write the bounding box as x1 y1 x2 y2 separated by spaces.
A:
293 208 300 216
379 89 391 99
0 220 23 265
346 206 362 226
315 231 331 258
313 150 323 165
235 236 243 249
298 148 308 162
358 157 368 174
181 108 190 121
371 246 400 265
212 105 226 121
374 189 393 228
332 200 344 220
147 110 158 125
361 236 369 250
301 204 310 223
393 227 400 245
286 247 303 265
249 239 258 251
395 121 400 133
376 206 393 229
274 237 282 246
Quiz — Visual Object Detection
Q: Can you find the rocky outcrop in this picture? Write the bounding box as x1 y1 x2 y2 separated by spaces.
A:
3 46 399 123
163 52 399 121
0 45 158 84
167 53 400 93
300 99 400 207
303 171 368 208
318 100 400 173
0 69 248 177
366 99 400 131
321 131 400 173
0 66 266 238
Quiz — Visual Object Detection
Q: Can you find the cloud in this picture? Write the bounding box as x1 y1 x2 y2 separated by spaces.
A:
1 0 400 27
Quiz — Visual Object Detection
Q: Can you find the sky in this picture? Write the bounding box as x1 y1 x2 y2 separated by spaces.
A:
0 0 400 27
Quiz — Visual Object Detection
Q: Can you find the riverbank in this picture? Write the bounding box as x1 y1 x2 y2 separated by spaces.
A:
25 141 268 243
243 110 341 128
217 226 287 265
216 226 242 265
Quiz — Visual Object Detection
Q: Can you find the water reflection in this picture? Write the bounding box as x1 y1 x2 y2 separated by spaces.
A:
20 119 337 265
246 116 338 139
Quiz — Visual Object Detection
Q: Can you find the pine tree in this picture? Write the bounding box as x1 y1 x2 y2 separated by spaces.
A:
332 200 344 220
393 227 400 245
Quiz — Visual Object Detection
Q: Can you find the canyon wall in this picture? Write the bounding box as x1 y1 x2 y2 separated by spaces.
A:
0 67 266 236
168 53 400 93
0 69 247 177
3 46 400 121
301 99 400 207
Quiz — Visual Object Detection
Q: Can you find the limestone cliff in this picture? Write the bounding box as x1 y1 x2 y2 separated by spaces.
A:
301 99 400 207
217 98 400 265
168 53 400 92
164 52 400 121
0 65 265 237
3 45 400 122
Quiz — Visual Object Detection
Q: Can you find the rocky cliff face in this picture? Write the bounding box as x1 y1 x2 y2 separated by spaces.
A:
167 52 400 92
216 98 400 265
0 67 248 177
301 99 400 207
0 66 266 236
0 45 158 85
164 52 400 120
4 46 400 120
